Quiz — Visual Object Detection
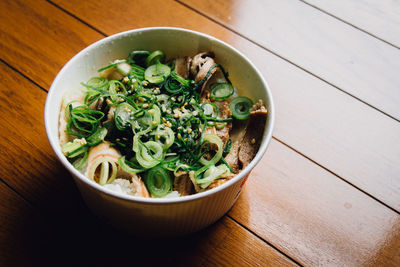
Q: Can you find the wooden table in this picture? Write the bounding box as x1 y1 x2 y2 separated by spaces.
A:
1 0 400 266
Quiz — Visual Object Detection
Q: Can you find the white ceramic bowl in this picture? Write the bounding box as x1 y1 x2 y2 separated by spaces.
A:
45 27 274 236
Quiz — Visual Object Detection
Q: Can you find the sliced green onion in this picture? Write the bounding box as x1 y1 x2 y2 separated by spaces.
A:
62 139 87 158
136 141 164 169
145 50 165 67
72 151 88 170
149 104 161 126
117 156 145 174
145 166 172 197
220 157 234 173
223 139 232 154
229 96 253 120
152 125 175 150
109 80 127 102
85 77 109 90
144 63 171 84
114 103 135 131
86 127 107 146
66 103 104 138
195 164 226 189
170 72 190 87
199 134 224 166
128 50 150 66
215 122 226 130
88 157 118 185
97 60 126 73
201 102 219 119
210 83 234 100
195 64 219 91
115 62 132 76
132 128 151 152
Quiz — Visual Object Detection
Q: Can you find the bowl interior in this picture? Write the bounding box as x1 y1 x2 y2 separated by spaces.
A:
45 27 274 202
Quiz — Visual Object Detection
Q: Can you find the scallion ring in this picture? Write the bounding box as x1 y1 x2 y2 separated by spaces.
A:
144 63 171 84
229 96 253 120
145 50 165 67
145 166 172 197
199 134 224 166
210 83 234 100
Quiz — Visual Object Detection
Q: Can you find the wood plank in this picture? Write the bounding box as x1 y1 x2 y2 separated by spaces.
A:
1 57 399 265
0 183 36 266
1 1 399 264
51 0 400 213
229 140 400 266
0 62 296 267
178 0 400 121
0 0 103 89
304 0 400 48
0 180 293 267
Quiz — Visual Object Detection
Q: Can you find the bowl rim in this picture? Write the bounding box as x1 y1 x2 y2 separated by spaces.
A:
45 26 275 204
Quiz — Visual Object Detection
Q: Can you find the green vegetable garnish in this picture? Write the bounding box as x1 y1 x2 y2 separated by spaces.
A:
145 166 172 197
62 49 260 193
229 96 253 120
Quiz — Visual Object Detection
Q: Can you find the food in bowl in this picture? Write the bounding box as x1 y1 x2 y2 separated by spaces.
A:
59 49 268 198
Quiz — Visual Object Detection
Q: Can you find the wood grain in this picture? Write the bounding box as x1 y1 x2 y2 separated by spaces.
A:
0 181 294 267
304 0 400 48
51 0 400 213
0 0 103 89
1 58 399 265
230 140 400 266
0 61 296 267
1 1 400 265
179 0 400 122
0 183 36 266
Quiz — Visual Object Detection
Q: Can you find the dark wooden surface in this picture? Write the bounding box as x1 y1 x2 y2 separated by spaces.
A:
0 0 399 266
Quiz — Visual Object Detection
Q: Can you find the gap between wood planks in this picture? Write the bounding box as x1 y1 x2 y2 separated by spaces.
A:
300 0 400 50
3 0 395 216
227 215 303 266
174 0 400 124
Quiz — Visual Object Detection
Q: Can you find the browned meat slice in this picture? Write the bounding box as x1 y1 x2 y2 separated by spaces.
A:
213 100 232 144
214 100 232 118
251 99 268 116
208 178 228 190
204 123 231 146
173 56 191 79
174 171 194 196
208 173 235 190
190 52 217 91
238 113 267 168
224 140 240 173
189 171 202 193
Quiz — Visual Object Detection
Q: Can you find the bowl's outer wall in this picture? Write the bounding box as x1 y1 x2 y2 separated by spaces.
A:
46 28 274 235
73 171 247 236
